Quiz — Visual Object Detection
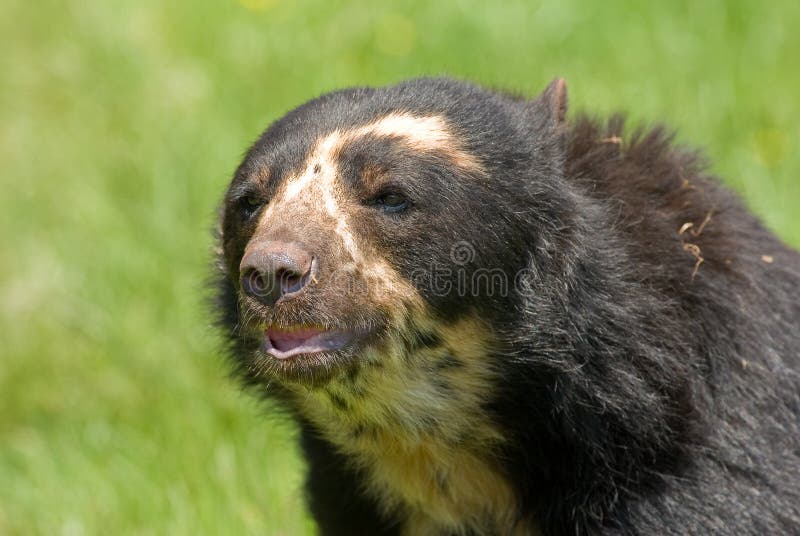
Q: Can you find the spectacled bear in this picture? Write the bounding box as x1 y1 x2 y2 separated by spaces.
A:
213 77 800 535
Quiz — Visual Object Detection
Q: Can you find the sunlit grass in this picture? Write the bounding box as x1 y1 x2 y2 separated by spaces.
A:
1 0 797 534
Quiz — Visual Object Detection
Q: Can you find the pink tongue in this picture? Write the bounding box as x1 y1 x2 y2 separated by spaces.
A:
268 327 324 352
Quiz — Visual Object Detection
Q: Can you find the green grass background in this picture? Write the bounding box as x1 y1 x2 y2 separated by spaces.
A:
1 0 798 534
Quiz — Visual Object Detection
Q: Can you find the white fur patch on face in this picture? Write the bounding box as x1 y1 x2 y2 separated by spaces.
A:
257 112 479 308
260 128 366 266
349 113 483 172
278 111 479 206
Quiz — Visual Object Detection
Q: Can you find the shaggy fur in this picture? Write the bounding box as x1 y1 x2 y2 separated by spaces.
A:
213 77 800 535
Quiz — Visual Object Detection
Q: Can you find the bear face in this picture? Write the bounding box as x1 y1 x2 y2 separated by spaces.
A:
217 79 568 388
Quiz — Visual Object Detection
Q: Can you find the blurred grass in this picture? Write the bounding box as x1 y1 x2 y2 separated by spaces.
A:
0 0 798 534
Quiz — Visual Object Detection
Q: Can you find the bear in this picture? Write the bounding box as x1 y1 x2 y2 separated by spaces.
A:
213 77 800 535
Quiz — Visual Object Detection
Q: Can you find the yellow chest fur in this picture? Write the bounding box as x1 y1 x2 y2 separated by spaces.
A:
293 316 537 535
301 396 526 534
359 432 522 535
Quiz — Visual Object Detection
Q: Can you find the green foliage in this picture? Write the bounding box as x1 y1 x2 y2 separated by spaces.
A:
0 0 797 534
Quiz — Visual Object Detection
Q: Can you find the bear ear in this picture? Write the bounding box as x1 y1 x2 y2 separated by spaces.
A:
535 78 568 128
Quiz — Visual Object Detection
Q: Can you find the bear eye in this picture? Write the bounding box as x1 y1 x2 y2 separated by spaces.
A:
238 194 264 219
374 192 409 213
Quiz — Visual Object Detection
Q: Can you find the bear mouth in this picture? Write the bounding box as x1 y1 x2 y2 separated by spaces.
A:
262 325 357 359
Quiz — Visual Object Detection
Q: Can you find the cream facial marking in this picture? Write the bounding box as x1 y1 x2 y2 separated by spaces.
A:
257 113 480 306
348 113 483 173
277 112 480 206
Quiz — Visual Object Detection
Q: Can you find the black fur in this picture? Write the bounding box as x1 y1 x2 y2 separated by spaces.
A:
214 78 800 535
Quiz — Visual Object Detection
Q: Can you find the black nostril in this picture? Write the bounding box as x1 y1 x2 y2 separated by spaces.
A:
276 268 305 295
240 267 279 304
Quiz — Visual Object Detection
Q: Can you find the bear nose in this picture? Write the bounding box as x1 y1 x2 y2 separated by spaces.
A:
239 242 315 306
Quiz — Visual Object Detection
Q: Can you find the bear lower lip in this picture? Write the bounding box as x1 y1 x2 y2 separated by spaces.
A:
263 325 354 359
